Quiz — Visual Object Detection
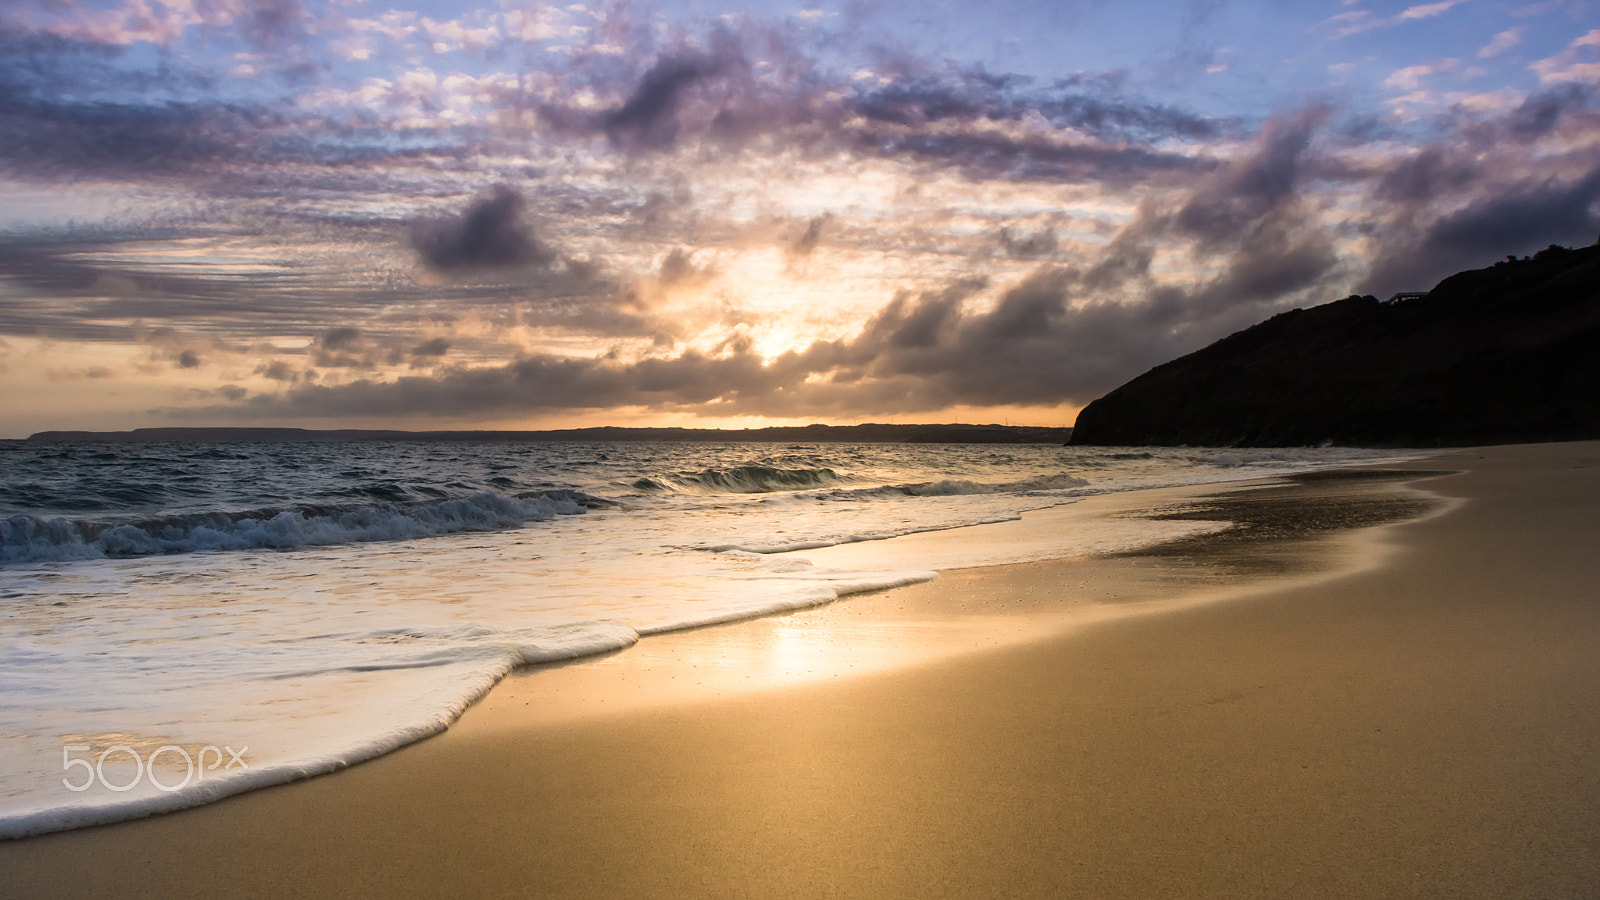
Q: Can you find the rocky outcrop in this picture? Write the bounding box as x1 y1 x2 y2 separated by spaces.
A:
1070 244 1600 447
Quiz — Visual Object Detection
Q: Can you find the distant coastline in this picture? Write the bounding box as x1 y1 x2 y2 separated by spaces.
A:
23 423 1074 445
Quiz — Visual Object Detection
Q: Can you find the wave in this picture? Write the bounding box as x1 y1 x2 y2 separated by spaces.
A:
787 470 1090 501
897 472 1090 496
0 490 603 564
704 511 1028 554
630 465 844 494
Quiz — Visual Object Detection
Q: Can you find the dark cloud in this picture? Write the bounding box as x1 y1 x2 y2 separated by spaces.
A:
321 327 363 351
0 230 633 352
851 68 1220 142
13 10 1600 430
1360 166 1600 296
983 267 1072 339
997 226 1058 259
539 27 758 153
44 365 114 382
1079 202 1159 292
848 127 1202 183
1174 107 1323 244
786 215 830 261
858 280 982 354
193 340 784 419
258 360 300 382
656 249 714 288
627 187 694 234
526 27 1220 183
188 246 1319 422
1505 85 1594 142
149 95 1365 425
409 186 556 272
314 327 377 368
1374 144 1480 202
1192 221 1338 309
0 94 276 179
0 30 318 181
853 73 1000 126
601 54 721 152
237 0 310 48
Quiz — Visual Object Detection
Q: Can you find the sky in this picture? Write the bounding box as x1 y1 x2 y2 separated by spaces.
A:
1 0 1598 437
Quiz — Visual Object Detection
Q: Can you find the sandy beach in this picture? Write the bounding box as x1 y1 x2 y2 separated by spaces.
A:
4 441 1599 898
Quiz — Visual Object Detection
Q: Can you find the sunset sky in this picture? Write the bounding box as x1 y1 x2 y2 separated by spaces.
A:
1 0 1597 437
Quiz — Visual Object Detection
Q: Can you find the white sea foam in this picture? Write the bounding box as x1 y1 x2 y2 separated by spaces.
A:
0 523 937 839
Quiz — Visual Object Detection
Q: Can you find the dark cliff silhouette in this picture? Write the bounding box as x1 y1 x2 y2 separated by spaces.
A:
1071 244 1600 447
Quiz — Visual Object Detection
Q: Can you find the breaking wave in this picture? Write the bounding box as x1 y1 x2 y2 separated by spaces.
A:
630 465 844 494
0 490 601 564
793 471 1091 501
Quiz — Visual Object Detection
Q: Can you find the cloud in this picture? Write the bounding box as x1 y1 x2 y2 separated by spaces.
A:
192 343 782 419
1532 29 1600 84
1384 60 1457 92
815 258 1316 410
848 127 1204 184
322 327 363 351
785 214 830 262
411 338 452 357
1399 0 1469 20
237 0 311 48
655 249 715 289
1480 28 1523 58
850 69 1220 142
1172 107 1325 246
1325 0 1468 37
191 232 1338 423
1195 221 1338 308
8 5 1599 432
45 366 114 382
997 226 1059 259
858 281 977 352
0 92 276 179
1374 144 1480 201
524 25 1222 184
601 53 723 151
409 186 557 272
0 0 310 48
1360 165 1600 295
1324 9 1381 38
258 360 300 382
536 26 763 153
1503 84 1594 140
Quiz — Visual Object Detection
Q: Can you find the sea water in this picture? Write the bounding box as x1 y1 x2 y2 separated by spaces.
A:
0 439 1418 837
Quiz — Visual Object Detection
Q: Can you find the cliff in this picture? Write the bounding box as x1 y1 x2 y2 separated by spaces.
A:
1070 244 1600 447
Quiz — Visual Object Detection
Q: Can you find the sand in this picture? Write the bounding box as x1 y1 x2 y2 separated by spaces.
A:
4 442 1599 898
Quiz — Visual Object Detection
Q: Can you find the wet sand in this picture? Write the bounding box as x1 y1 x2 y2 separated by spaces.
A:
4 442 1599 898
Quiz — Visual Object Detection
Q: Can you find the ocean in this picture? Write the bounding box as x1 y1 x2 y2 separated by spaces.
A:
0 438 1418 838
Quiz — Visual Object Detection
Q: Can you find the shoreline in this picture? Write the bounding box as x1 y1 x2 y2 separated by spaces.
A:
0 450 1427 841
463 462 1457 734
5 442 1600 897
